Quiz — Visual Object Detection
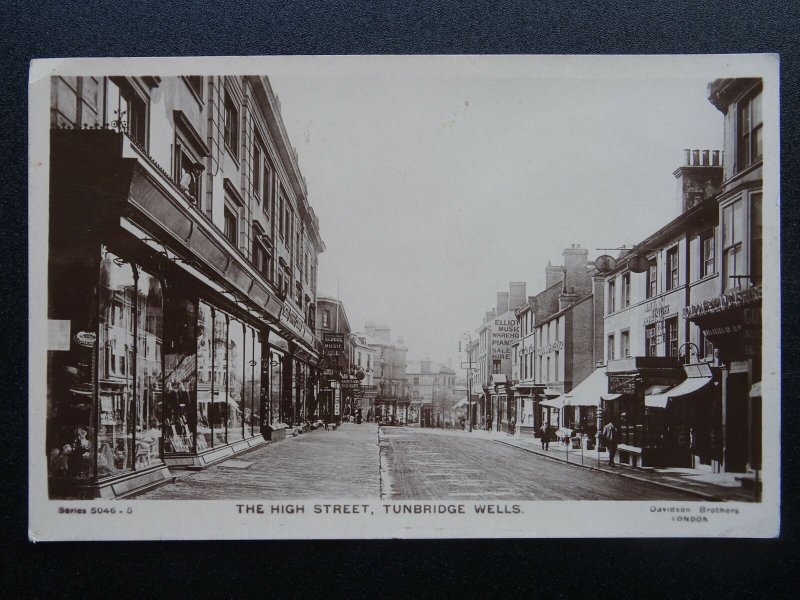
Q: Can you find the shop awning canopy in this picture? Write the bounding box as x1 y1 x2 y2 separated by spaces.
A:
549 368 609 408
490 374 507 385
750 382 762 398
541 388 562 398
453 397 469 409
540 397 566 409
644 377 712 409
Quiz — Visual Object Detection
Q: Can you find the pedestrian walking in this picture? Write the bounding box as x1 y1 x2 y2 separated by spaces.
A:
539 422 550 450
602 419 620 467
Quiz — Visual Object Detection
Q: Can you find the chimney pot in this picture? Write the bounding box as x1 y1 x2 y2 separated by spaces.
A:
692 149 700 166
701 150 710 166
683 149 691 165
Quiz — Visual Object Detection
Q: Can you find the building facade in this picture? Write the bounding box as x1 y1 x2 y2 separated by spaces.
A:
602 150 723 468
686 77 764 475
363 324 409 423
47 75 324 498
406 359 458 427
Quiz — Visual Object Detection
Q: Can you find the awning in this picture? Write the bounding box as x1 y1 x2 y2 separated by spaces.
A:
551 368 609 408
750 382 761 398
453 397 469 409
645 377 712 409
601 393 622 401
540 397 566 409
490 374 507 385
541 388 562 398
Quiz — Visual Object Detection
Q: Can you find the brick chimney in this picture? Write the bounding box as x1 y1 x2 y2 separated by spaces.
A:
375 325 391 343
545 261 563 289
509 281 527 310
673 148 723 213
484 308 496 323
496 291 510 316
563 244 591 297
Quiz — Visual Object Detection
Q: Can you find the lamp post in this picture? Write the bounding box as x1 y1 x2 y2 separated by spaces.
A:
460 333 475 432
678 342 700 365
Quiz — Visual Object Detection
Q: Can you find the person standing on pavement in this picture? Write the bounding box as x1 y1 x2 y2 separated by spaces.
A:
602 419 620 467
539 422 550 450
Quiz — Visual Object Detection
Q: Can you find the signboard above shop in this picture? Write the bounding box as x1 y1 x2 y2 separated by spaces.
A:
323 333 346 353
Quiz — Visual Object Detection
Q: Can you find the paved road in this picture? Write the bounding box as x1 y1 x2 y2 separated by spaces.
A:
137 423 700 501
137 423 381 499
380 427 700 501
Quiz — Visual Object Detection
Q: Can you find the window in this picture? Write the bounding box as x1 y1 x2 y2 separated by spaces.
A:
252 142 261 198
666 246 679 291
367 355 371 369
107 78 147 149
296 231 302 267
620 330 630 358
646 258 658 298
751 193 763 285
278 194 285 240
224 91 239 158
645 324 657 357
174 141 201 204
223 206 237 246
698 326 714 360
546 357 551 382
554 350 559 379
700 230 715 277
322 309 331 329
295 281 302 305
184 76 203 100
666 317 679 357
252 241 271 280
607 334 615 362
414 377 420 385
492 359 501 374
622 273 631 308
304 253 309 283
737 87 763 172
607 279 616 313
722 199 745 290
357 352 362 367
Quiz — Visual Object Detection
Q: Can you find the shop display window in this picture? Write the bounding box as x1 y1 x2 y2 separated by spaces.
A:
134 271 164 468
96 252 136 478
243 326 261 436
211 310 228 445
163 294 197 453
196 301 215 449
270 351 283 424
227 318 246 442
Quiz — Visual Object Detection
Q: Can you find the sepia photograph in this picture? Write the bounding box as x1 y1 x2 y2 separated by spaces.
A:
28 54 780 539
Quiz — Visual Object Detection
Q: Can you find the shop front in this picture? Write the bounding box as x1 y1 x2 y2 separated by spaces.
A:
685 285 762 473
603 357 701 468
46 129 285 497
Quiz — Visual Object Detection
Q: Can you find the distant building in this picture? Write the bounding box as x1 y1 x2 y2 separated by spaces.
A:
406 359 458 427
362 324 409 423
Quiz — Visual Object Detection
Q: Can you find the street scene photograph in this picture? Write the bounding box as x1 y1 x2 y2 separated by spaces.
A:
29 55 779 538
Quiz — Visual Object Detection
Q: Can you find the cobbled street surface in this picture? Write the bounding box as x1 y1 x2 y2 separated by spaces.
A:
136 424 707 501
380 427 700 501
137 423 381 499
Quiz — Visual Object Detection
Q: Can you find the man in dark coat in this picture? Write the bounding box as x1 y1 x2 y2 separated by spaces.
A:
602 419 620 467
539 422 550 450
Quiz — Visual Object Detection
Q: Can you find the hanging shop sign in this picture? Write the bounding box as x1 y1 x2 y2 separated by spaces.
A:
323 333 346 353
682 285 762 320
339 379 362 391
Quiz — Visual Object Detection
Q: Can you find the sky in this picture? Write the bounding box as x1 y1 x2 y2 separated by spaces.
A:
270 65 723 367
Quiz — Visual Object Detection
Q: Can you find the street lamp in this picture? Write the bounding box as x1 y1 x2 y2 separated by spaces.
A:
678 342 700 365
460 332 475 432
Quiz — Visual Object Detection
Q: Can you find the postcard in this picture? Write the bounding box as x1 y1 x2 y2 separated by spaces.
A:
28 54 780 539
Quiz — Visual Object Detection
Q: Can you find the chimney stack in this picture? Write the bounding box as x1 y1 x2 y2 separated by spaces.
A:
545 262 564 289
509 281 527 310
496 291 510 316
674 149 724 213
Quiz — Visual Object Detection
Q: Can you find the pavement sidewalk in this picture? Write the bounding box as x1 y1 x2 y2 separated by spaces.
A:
410 426 758 502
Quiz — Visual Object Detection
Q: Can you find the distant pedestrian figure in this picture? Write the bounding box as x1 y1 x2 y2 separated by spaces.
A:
602 420 620 467
539 422 550 450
